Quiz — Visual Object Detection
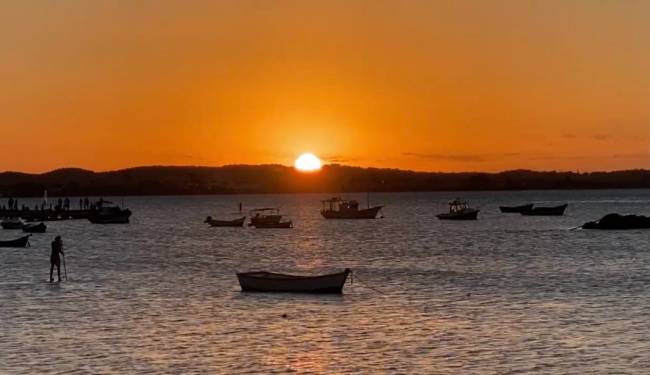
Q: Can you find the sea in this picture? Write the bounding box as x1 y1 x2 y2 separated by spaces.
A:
1 190 650 374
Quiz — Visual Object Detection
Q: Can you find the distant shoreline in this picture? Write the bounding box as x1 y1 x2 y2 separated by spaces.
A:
1 165 649 197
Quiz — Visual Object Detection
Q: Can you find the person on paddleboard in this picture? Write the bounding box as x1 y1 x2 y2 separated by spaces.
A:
50 236 64 282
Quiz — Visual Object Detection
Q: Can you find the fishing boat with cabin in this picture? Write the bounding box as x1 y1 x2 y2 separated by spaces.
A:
248 208 292 228
88 200 132 224
436 199 480 220
320 197 383 219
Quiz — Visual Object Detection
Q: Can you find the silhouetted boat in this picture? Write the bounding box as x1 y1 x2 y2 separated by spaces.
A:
520 204 567 216
236 268 351 293
320 197 383 219
436 199 479 220
0 235 30 248
204 216 246 227
23 222 46 233
252 221 293 229
249 208 284 226
499 203 534 213
582 213 650 230
88 206 132 224
1 218 25 230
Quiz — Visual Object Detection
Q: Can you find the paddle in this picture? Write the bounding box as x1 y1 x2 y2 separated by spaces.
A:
62 253 68 281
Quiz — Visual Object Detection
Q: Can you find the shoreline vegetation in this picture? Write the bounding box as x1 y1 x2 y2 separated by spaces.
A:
1 164 649 197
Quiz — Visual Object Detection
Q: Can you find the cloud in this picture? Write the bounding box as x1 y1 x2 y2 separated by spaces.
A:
402 153 485 162
612 153 650 159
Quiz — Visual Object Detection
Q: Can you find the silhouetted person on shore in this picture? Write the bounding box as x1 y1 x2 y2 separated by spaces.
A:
50 236 64 282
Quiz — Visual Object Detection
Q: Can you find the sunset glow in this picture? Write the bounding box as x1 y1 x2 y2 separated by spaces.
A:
0 2 648 173
294 153 322 172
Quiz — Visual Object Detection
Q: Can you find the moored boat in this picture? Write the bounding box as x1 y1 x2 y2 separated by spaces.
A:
236 268 351 293
1 218 25 230
499 203 534 213
88 206 132 224
252 220 293 229
520 204 567 216
248 208 289 228
23 222 47 233
0 235 30 248
204 216 246 227
582 213 650 230
436 199 479 220
320 197 383 219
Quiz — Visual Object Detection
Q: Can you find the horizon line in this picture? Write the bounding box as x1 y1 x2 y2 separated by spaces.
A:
2 163 649 176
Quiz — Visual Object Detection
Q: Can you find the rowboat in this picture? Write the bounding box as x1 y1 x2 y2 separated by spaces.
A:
499 203 533 213
1 218 25 230
23 222 47 233
520 204 567 216
320 197 383 219
436 199 479 220
582 213 650 230
204 216 246 227
236 268 351 293
0 235 30 248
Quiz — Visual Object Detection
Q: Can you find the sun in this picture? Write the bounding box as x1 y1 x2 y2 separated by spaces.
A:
294 152 322 172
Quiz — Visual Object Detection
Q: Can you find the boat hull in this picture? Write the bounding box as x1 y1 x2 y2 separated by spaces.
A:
499 204 533 213
436 209 479 220
22 223 46 233
321 206 383 219
583 214 650 230
237 269 350 293
206 217 246 227
0 235 30 248
252 221 293 229
521 204 567 216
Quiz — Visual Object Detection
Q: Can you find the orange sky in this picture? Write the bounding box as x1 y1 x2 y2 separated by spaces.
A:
1 1 648 173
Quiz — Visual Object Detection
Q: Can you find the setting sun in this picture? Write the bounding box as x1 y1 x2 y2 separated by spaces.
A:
294 153 322 172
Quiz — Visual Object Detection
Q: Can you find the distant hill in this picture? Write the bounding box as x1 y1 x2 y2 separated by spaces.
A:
1 165 649 197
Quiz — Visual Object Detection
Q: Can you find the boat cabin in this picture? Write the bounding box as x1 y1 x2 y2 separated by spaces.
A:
249 207 283 225
320 197 361 213
448 199 472 213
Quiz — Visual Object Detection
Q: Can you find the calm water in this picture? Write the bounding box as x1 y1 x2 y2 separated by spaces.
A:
1 190 650 373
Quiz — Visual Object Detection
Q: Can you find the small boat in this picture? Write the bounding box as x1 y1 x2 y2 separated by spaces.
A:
436 199 479 220
237 268 351 293
0 235 30 248
249 208 285 227
582 213 650 230
320 197 383 219
252 220 293 229
23 222 47 233
1 218 25 230
88 205 132 224
204 216 246 227
499 203 534 213
520 204 567 216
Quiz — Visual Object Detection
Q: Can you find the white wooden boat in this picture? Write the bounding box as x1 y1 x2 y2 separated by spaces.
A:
236 268 351 293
